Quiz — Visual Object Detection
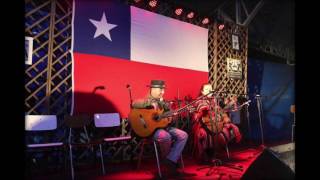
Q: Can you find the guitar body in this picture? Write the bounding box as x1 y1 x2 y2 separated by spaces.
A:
128 109 170 138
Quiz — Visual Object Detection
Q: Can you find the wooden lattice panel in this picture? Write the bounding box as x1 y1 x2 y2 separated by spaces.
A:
25 0 72 116
24 0 137 162
208 22 248 98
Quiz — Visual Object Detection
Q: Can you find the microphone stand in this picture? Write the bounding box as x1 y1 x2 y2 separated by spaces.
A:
127 85 134 137
176 88 180 128
127 85 133 109
245 97 252 143
255 94 265 147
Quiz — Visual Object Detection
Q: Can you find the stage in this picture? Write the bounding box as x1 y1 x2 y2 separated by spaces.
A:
27 144 266 180
24 0 295 179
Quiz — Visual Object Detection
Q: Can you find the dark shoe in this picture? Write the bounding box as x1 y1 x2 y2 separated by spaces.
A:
162 158 178 169
162 159 178 177
171 170 197 178
199 159 212 165
176 160 184 169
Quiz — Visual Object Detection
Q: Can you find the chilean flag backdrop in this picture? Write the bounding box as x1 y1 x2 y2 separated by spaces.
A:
71 0 209 118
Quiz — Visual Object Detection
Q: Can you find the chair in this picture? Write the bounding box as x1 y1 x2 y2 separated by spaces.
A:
224 130 235 159
137 137 185 178
93 113 132 171
25 115 65 176
94 113 132 142
225 141 231 159
64 114 105 180
220 128 240 159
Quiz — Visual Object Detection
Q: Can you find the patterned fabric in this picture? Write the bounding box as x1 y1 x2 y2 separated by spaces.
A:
191 97 242 161
191 98 216 160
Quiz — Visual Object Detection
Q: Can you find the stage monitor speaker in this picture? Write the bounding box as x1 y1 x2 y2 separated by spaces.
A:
269 143 295 172
242 145 295 180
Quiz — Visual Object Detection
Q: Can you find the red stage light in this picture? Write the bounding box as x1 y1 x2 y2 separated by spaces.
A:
175 8 183 16
149 0 157 8
187 12 194 19
202 18 209 25
218 24 225 30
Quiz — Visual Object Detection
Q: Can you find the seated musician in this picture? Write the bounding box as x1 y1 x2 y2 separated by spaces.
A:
225 96 241 125
221 96 242 143
132 80 189 177
192 83 223 162
191 83 242 162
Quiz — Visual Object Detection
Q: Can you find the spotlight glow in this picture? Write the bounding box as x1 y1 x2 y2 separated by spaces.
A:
202 18 209 25
175 8 183 16
187 12 194 19
149 0 157 8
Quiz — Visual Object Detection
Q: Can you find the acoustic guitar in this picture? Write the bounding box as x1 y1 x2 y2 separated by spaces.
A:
128 92 212 137
128 108 177 138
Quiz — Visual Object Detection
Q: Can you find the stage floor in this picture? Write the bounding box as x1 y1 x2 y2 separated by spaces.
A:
27 144 266 180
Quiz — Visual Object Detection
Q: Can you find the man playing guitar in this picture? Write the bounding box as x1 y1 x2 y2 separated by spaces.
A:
131 80 189 178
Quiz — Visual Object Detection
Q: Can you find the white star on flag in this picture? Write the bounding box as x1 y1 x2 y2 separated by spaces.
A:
89 12 117 41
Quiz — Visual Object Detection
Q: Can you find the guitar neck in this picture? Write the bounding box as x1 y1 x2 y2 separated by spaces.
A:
224 100 251 112
158 111 172 119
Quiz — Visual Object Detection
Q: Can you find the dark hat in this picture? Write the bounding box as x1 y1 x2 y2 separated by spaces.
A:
148 80 166 88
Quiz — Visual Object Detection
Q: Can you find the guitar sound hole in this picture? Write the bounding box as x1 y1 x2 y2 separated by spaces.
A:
152 114 160 121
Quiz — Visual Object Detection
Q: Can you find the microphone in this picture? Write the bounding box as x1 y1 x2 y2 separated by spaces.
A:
94 86 105 90
98 86 105 89
93 86 105 93
245 100 251 105
254 94 263 99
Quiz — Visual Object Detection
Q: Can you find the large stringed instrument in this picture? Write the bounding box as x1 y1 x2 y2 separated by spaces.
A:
200 99 251 133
